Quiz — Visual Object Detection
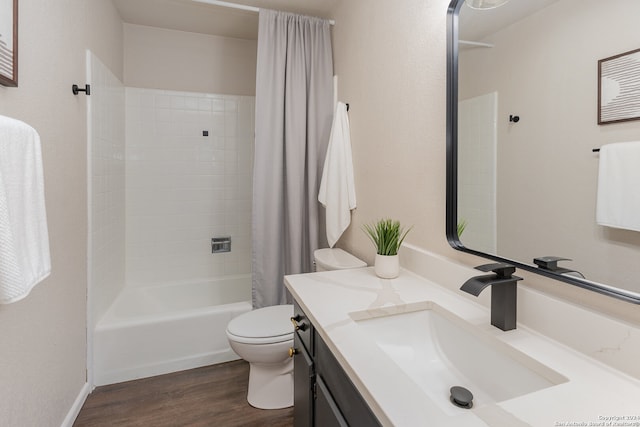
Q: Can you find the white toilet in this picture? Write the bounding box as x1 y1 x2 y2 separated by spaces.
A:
313 247 367 272
226 248 366 409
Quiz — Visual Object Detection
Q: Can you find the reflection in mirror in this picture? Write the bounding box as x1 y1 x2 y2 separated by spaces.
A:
447 0 640 303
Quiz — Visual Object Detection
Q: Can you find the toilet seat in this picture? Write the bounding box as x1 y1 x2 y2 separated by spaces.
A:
227 304 294 345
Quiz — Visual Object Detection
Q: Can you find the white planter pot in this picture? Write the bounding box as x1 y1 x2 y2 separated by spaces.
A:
374 254 400 279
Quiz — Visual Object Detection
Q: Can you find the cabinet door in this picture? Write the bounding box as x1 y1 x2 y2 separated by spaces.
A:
316 335 382 426
315 376 348 427
293 332 314 427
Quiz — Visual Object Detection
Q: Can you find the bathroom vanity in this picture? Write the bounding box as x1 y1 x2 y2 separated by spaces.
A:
291 301 381 427
284 246 640 426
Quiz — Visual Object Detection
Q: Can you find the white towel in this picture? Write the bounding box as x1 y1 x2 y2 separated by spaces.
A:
318 102 356 247
0 115 51 304
596 141 640 232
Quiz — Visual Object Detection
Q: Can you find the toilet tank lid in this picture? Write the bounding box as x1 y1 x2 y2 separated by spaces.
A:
314 248 367 270
227 304 294 339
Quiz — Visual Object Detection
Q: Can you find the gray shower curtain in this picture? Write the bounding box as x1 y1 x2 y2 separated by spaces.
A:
252 9 334 308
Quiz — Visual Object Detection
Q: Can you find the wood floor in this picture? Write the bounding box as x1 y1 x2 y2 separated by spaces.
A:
74 361 293 427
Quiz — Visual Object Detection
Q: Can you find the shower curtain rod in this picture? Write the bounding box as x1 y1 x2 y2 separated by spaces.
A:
191 0 336 25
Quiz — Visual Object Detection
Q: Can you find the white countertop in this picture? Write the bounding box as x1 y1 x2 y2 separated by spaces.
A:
284 266 640 427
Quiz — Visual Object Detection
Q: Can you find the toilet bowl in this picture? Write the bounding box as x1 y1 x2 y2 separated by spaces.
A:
226 304 294 409
226 248 366 409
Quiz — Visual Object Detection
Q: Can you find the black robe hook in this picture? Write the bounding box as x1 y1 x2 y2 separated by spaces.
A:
72 84 91 95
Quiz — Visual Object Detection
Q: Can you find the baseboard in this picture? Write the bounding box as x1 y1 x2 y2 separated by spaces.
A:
60 382 91 427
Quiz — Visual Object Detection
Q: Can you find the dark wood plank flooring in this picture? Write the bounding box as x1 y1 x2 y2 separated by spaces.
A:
74 361 293 427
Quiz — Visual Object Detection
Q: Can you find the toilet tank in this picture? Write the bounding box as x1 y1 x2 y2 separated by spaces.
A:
314 248 367 272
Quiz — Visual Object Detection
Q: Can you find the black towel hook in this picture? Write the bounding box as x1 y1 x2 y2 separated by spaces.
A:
72 84 91 95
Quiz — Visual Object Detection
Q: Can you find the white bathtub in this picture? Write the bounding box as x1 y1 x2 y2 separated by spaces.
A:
94 275 252 386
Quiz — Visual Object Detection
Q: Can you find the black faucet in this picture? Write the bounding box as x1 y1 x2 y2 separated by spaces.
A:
460 263 523 331
533 256 585 278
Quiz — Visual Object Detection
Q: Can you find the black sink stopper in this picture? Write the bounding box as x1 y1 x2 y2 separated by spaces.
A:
450 386 474 409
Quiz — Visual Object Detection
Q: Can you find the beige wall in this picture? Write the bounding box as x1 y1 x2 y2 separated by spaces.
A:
0 1 123 426
124 24 257 95
330 0 640 325
331 0 452 263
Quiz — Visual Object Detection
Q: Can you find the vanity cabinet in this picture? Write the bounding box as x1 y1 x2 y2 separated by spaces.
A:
292 301 381 427
293 331 314 427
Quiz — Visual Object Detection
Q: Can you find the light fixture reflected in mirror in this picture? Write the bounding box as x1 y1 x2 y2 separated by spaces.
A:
465 0 511 10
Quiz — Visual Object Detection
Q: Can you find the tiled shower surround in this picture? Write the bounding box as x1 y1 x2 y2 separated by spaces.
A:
89 52 126 324
125 88 255 286
457 92 497 254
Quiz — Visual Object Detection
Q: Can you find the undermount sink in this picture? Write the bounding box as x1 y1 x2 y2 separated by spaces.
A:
351 302 567 414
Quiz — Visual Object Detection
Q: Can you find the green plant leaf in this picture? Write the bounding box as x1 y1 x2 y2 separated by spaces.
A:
362 218 412 256
457 219 467 237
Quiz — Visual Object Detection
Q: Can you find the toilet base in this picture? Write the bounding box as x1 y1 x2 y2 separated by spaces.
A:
246 358 294 409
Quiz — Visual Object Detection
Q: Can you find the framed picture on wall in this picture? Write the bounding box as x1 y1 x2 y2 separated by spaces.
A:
0 0 18 87
598 47 640 125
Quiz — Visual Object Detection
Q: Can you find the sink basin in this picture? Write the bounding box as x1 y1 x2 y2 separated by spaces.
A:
351 302 567 414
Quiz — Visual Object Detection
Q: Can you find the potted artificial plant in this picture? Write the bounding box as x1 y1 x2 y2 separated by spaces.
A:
363 218 412 279
457 219 467 237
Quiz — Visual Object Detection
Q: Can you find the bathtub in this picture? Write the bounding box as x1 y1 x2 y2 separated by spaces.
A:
93 275 252 386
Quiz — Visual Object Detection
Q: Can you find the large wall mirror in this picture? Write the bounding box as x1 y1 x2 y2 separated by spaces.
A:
446 0 640 304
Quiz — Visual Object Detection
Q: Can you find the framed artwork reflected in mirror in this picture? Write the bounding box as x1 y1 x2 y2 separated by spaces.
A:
598 47 640 125
0 0 18 87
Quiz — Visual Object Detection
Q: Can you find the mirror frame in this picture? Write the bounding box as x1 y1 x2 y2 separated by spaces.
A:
445 0 640 305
